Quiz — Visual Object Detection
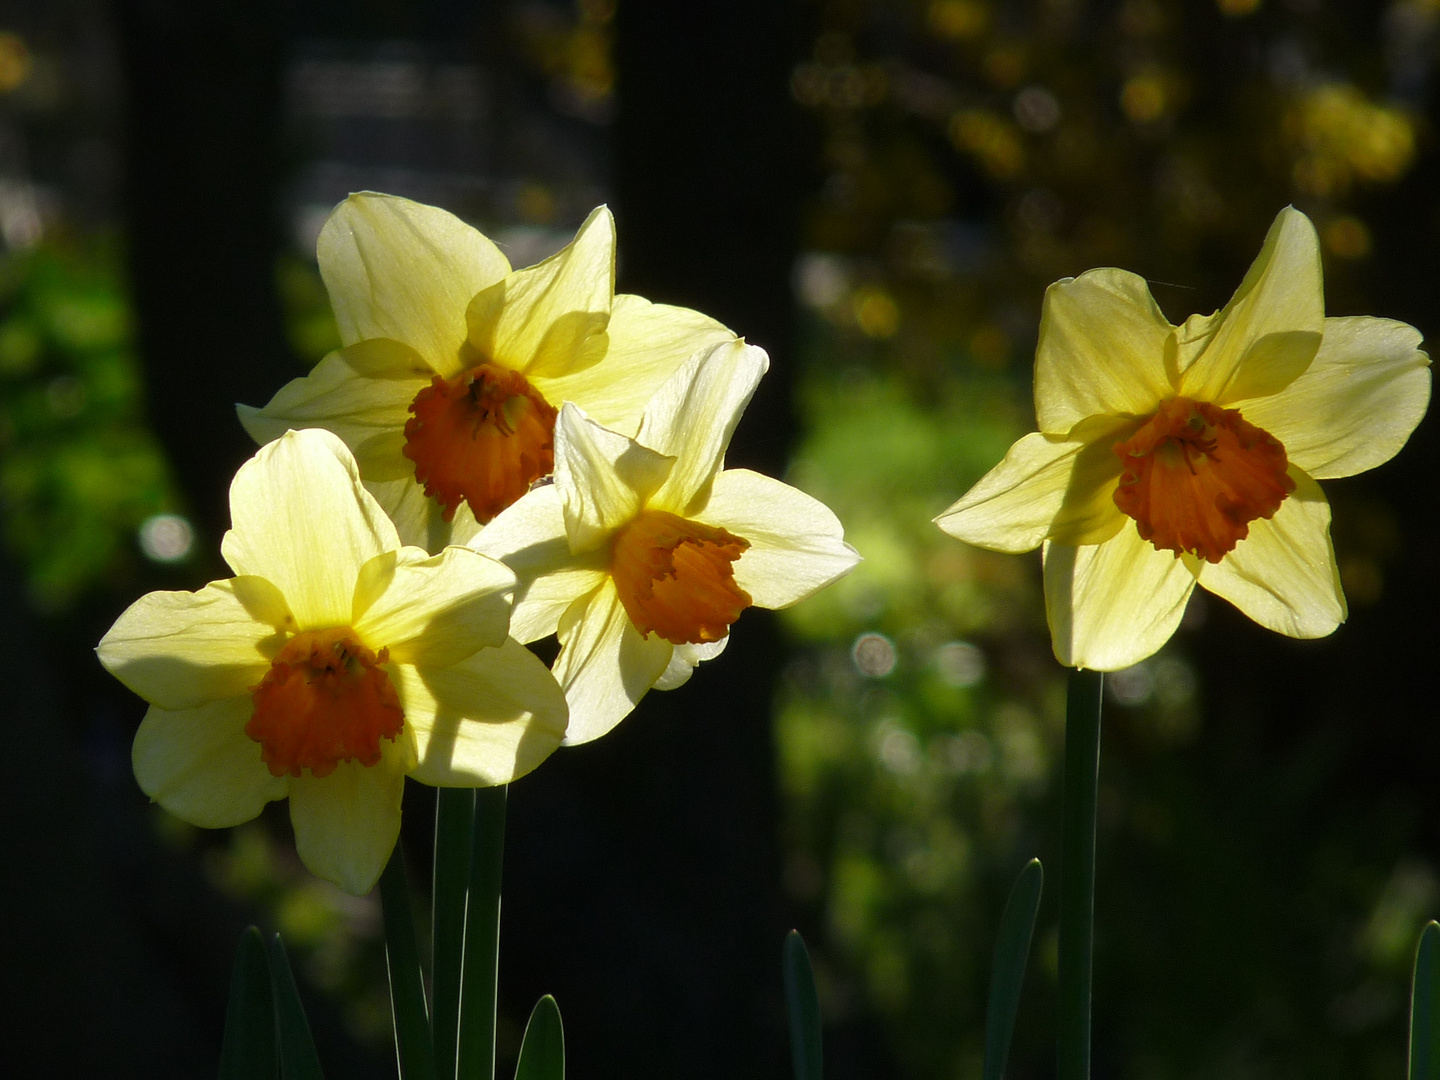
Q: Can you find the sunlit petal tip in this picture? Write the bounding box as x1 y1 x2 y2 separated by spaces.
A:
555 403 673 553
222 429 399 629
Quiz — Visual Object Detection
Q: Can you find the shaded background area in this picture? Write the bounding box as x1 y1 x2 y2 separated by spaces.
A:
1 1 1438 1078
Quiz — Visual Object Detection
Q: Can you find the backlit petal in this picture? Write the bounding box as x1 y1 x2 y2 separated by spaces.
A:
1177 207 1323 405
639 340 769 516
1043 528 1198 671
1238 317 1431 479
1196 470 1345 638
472 484 610 642
393 640 568 786
222 430 399 630
352 546 514 667
471 205 615 378
554 404 673 554
694 469 860 609
132 696 287 828
98 577 289 710
288 733 414 895
318 193 509 377
363 477 483 555
532 294 736 436
1034 269 1175 434
935 420 1132 554
237 342 431 482
553 579 673 745
653 637 728 691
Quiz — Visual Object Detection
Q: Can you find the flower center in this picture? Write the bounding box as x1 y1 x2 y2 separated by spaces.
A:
246 627 404 778
610 510 753 645
402 362 558 524
1112 396 1294 563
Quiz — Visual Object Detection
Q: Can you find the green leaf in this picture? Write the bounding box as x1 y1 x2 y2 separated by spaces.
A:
219 926 276 1080
1058 669 1102 1080
783 931 822 1080
380 845 437 1080
266 934 325 1080
457 785 507 1080
983 858 1044 1080
433 787 476 1080
513 995 565 1080
1410 921 1440 1080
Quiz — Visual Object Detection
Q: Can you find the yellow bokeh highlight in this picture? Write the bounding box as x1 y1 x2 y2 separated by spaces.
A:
927 0 989 40
1217 0 1262 16
949 109 1025 179
854 288 901 338
1322 215 1373 260
1289 84 1414 195
0 31 31 92
1121 73 1167 123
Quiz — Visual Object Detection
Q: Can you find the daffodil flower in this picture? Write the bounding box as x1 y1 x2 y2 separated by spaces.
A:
936 207 1431 671
238 193 736 550
476 339 861 743
97 429 568 894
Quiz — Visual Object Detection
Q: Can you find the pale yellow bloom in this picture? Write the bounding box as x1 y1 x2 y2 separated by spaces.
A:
97 429 567 894
476 339 861 743
937 207 1430 671
238 193 736 550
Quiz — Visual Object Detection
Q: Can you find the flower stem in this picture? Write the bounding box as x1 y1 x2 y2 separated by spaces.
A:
433 788 477 1079
1058 669 1103 1080
457 785 507 1080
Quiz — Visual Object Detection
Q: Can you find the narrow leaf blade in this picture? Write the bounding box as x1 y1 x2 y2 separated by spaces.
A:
983 858 1044 1080
457 784 507 1080
1410 921 1440 1080
783 931 822 1080
513 995 565 1080
267 933 326 1080
219 926 276 1080
380 845 437 1080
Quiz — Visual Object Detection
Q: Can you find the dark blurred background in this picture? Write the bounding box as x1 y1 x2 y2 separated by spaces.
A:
1 1 1437 1078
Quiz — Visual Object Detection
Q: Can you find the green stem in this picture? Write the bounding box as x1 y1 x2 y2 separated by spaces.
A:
433 788 477 1080
457 785 507 1080
1058 669 1103 1080
380 846 437 1080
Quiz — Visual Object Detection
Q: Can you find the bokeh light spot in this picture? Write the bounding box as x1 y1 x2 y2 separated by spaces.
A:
139 514 195 563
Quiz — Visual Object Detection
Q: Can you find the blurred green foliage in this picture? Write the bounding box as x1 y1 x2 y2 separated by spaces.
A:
0 240 179 611
777 0 1434 1077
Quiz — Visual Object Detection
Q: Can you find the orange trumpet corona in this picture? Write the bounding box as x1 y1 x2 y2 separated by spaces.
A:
402 362 558 524
1112 396 1294 563
611 510 753 645
246 628 404 778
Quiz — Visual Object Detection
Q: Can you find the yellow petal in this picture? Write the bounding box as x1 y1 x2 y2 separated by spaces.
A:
288 733 414 895
531 293 736 436
553 579 673 745
98 577 289 710
132 696 287 828
393 639 568 787
1034 269 1175 435
1196 470 1345 639
554 403 673 554
1238 316 1431 479
694 468 860 609
352 546 514 667
362 477 482 555
471 484 609 643
935 419 1132 554
1177 207 1323 405
237 342 430 482
1043 528 1198 671
318 193 510 377
470 206 615 378
653 637 728 691
222 430 399 630
639 340 769 517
